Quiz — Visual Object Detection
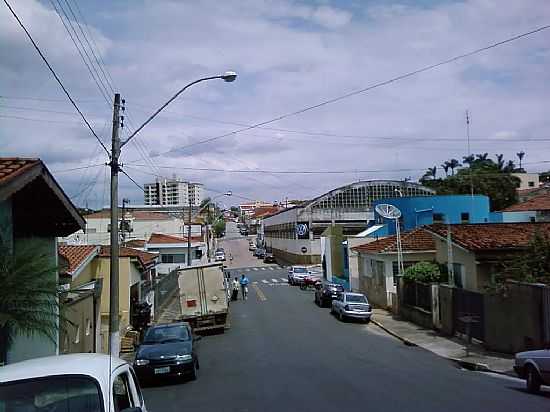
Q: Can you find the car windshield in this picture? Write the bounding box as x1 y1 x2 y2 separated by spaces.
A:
143 325 190 343
0 375 102 412
293 267 307 273
346 295 368 303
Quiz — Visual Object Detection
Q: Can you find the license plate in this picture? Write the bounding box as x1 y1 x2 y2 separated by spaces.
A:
154 366 170 374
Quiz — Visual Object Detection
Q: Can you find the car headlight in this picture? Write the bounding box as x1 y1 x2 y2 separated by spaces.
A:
135 359 149 366
175 354 192 361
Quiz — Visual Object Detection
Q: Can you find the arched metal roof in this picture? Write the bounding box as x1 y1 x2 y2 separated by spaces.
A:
304 180 435 211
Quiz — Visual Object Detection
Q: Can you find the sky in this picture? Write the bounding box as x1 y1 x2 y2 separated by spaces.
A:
1 0 550 208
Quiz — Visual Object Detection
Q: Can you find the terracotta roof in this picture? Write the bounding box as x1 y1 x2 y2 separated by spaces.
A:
426 222 550 251
86 210 174 220
99 246 158 267
0 158 40 185
148 233 203 244
250 206 281 219
58 245 99 275
123 239 146 248
502 194 550 212
353 227 435 253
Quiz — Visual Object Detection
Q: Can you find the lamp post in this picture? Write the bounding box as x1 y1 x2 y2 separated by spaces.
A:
107 72 237 356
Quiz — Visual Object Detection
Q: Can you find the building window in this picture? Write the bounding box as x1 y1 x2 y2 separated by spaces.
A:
460 212 470 223
392 261 416 286
161 254 186 264
87 228 97 233
433 213 445 223
528 181 535 187
452 263 464 288
530 216 536 223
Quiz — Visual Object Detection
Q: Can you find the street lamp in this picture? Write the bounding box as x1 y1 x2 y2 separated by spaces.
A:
107 73 237 356
394 188 403 197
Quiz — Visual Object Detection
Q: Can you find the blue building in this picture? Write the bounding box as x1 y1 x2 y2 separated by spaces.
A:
370 195 491 237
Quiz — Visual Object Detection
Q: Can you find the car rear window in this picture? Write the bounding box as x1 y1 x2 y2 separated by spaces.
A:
0 375 103 412
293 267 307 273
346 295 368 303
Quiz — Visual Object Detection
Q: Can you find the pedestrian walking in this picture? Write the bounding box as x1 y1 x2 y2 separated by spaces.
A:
239 274 249 300
232 277 239 301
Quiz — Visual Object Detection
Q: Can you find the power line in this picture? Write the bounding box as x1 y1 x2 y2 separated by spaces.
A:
120 169 144 192
0 95 102 102
48 0 111 107
52 163 105 173
125 160 550 176
0 114 82 124
3 0 109 155
148 24 550 158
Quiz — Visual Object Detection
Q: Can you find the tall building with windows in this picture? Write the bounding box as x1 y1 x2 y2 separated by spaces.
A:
144 178 203 207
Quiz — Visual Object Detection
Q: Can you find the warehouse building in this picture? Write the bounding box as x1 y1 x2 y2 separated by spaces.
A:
263 180 434 264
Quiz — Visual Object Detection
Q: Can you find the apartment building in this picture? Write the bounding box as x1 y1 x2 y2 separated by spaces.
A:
144 178 203 207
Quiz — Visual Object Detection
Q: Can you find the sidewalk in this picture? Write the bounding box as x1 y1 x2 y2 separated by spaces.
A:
372 308 515 375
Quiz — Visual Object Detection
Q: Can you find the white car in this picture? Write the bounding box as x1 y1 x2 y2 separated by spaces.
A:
215 251 226 261
514 349 550 393
331 292 372 323
0 353 147 412
287 266 310 285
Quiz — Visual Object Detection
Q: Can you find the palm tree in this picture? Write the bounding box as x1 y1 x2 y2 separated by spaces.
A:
476 153 489 162
495 154 505 171
449 159 461 176
0 240 60 363
428 166 437 180
503 160 516 173
462 154 475 167
516 151 525 170
441 161 450 177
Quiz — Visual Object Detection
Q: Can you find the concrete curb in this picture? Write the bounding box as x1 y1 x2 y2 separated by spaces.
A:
372 318 514 376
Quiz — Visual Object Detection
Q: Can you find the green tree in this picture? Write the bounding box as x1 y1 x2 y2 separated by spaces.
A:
502 230 550 284
199 197 211 209
0 240 61 363
212 219 226 238
402 261 446 283
441 162 450 176
423 157 520 210
516 151 525 171
448 159 461 175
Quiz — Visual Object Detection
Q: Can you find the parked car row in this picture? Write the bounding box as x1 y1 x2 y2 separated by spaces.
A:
250 241 277 264
287 266 373 323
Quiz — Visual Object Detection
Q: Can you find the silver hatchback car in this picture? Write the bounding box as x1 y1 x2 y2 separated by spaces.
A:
331 292 372 323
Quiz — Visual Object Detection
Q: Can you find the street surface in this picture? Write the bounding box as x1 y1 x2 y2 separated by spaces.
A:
143 223 549 411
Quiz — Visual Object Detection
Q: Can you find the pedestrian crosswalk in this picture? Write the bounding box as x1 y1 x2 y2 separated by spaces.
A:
242 266 281 272
253 277 289 286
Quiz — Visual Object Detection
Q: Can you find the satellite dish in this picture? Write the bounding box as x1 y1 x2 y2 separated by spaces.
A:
375 203 402 219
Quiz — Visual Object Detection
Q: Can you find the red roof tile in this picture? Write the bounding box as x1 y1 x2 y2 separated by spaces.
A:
502 194 550 212
99 246 158 267
426 223 550 251
250 206 281 219
148 233 202 244
0 158 40 185
124 239 146 248
353 227 435 253
58 245 99 275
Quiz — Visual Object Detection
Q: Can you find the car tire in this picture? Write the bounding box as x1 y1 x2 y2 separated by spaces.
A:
190 359 198 381
526 365 541 393
339 311 345 322
363 318 371 324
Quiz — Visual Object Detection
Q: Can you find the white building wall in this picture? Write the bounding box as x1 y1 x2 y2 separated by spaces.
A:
512 173 539 190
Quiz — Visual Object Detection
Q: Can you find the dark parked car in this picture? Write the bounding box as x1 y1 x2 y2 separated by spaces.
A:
134 322 201 382
255 248 266 258
263 253 275 263
314 283 344 307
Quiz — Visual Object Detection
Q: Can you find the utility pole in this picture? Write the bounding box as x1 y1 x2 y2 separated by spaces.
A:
206 203 211 263
187 195 192 266
109 93 122 356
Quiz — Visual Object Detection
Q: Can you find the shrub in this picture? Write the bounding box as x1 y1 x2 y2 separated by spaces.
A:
402 261 445 283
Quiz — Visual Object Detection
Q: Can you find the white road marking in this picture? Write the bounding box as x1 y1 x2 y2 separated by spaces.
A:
253 268 259 271
280 278 288 282
245 268 251 272
271 278 278 283
261 267 266 271
253 281 258 284
262 279 269 284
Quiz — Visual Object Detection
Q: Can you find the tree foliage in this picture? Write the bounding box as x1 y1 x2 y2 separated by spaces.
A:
212 219 226 238
402 261 446 283
421 154 521 211
502 230 550 284
0 240 61 362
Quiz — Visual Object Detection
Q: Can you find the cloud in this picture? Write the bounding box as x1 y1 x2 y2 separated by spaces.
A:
1 0 550 208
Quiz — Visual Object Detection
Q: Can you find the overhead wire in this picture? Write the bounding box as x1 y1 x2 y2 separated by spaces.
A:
2 0 110 155
141 24 550 159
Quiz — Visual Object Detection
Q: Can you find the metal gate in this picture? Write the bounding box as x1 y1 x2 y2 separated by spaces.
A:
453 288 484 341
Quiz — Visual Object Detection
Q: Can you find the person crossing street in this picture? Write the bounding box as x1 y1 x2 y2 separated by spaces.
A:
239 274 250 300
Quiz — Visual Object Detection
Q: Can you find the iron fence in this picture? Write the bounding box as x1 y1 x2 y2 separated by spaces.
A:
403 281 432 312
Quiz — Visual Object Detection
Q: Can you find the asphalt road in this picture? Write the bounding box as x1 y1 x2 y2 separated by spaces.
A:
143 236 549 412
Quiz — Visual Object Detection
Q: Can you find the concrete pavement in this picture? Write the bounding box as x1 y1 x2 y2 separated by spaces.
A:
142 235 550 411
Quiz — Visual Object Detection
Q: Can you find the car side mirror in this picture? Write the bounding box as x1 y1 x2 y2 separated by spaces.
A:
121 408 142 412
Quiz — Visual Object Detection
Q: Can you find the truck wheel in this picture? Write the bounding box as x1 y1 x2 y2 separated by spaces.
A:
526 365 541 393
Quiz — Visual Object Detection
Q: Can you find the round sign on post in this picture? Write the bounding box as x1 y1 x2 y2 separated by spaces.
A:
301 246 307 254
